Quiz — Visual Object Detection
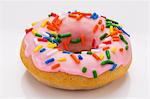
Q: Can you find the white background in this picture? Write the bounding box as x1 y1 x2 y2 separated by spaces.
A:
0 0 150 99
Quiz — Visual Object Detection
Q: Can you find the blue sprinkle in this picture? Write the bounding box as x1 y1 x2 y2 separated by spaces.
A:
46 32 52 37
43 36 51 41
90 12 99 20
40 48 46 53
45 58 55 64
52 39 58 45
110 64 118 71
62 50 73 54
78 55 83 60
117 26 130 37
68 11 71 14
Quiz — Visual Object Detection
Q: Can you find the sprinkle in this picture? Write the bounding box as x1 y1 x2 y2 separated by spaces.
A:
43 36 52 42
45 58 55 64
92 70 98 78
99 33 108 40
58 33 71 38
52 15 59 23
47 25 56 31
82 67 87 73
32 21 37 26
106 18 111 21
76 14 84 21
58 57 66 62
46 49 58 56
111 20 119 24
92 53 100 60
41 20 48 27
55 37 62 43
35 33 42 37
87 51 93 55
32 29 37 34
52 22 59 31
40 48 46 53
81 13 92 16
90 12 99 20
68 14 77 18
70 38 81 43
93 24 99 33
103 46 110 51
98 19 102 24
111 47 117 54
105 50 110 59
80 34 86 47
125 46 129 50
50 12 57 17
62 50 72 54
101 60 114 65
117 26 130 37
45 32 52 37
47 42 57 48
101 15 106 19
78 55 83 60
51 33 56 38
51 63 60 70
41 32 50 37
110 26 113 33
38 38 48 42
92 38 95 48
112 37 120 41
119 34 128 45
70 54 80 64
91 49 101 53
101 24 105 31
102 40 111 45
99 54 104 60
110 64 118 71
119 48 124 52
25 28 33 34
34 45 43 52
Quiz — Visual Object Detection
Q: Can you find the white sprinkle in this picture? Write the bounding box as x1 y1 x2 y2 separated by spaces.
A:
41 32 49 37
46 49 58 56
81 51 88 54
33 38 39 45
91 49 101 53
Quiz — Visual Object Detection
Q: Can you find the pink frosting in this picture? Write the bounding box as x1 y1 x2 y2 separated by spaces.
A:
24 12 132 78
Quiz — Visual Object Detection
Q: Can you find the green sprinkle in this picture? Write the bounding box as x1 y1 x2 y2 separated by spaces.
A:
112 24 118 27
58 33 71 38
106 21 112 24
82 67 87 73
105 50 110 59
35 33 42 37
119 34 128 45
55 37 62 43
101 60 114 66
48 38 52 42
125 45 129 50
92 70 98 78
51 34 56 38
70 38 81 43
87 51 93 55
111 20 119 24
99 33 108 40
106 18 111 21
48 14 51 17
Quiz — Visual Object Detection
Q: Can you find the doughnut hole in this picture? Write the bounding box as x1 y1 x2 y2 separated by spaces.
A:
57 16 97 53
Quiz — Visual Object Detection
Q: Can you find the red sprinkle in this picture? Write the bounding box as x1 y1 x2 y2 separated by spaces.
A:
51 12 57 17
102 40 111 45
119 48 124 52
25 28 33 34
92 38 95 48
102 46 110 51
51 63 60 70
101 16 106 19
38 38 48 42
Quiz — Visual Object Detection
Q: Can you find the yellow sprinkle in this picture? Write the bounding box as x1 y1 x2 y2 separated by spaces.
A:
111 47 117 54
58 57 67 62
34 45 43 52
32 29 37 34
47 42 57 48
41 20 48 28
32 21 37 26
110 26 113 33
99 54 104 60
49 30 56 35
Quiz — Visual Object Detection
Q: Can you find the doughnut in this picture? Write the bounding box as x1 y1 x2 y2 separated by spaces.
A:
20 11 132 90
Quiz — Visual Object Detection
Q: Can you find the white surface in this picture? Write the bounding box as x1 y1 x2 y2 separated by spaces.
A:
0 0 149 99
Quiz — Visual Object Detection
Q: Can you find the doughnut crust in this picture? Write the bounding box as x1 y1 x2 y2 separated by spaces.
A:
20 40 131 90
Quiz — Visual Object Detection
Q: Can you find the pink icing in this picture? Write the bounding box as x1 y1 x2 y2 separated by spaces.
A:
24 12 132 78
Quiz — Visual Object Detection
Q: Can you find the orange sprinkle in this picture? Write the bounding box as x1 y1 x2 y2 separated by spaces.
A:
119 48 124 52
102 46 110 51
101 24 104 31
76 14 84 21
47 25 56 31
80 34 86 47
70 54 80 64
113 38 120 41
80 13 92 16
52 22 59 31
92 53 100 60
51 63 60 70
52 15 59 23
98 19 102 24
68 14 77 18
110 31 118 36
71 12 80 14
93 24 99 33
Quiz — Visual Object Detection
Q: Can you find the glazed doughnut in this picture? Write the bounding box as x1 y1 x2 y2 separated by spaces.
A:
20 11 132 90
